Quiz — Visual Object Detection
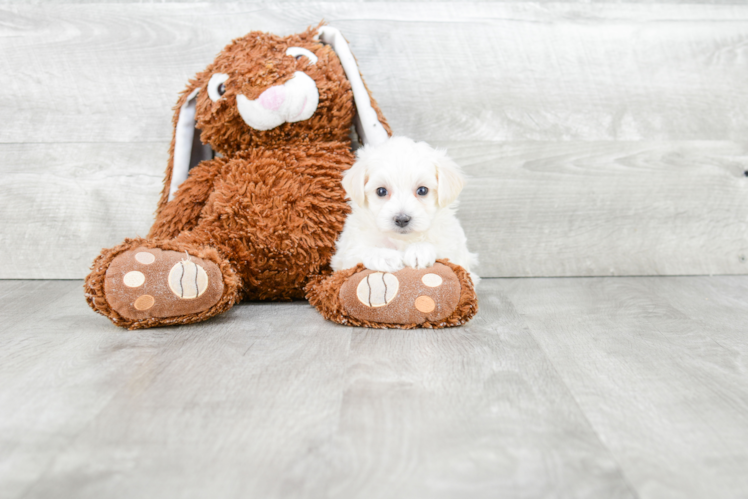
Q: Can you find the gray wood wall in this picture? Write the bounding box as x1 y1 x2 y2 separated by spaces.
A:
1 2 747 279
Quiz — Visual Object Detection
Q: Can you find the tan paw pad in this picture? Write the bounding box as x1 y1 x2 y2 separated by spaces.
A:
414 295 436 313
134 295 155 311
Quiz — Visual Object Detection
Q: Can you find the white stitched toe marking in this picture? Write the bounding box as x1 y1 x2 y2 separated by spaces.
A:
135 252 155 264
168 260 209 299
421 273 443 287
123 271 145 288
356 272 399 308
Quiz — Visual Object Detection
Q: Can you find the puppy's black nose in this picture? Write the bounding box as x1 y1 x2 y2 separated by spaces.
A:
394 214 411 227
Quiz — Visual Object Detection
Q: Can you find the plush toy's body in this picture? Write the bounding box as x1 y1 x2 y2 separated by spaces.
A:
85 25 477 330
148 143 354 301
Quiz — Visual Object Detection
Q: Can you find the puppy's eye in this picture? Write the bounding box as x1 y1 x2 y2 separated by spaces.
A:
207 73 229 102
416 186 429 196
376 187 388 197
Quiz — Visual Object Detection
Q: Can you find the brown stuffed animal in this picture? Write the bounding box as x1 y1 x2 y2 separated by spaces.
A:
85 25 477 330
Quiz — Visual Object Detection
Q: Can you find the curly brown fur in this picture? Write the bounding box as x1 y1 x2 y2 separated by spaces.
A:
166 143 355 301
149 159 220 240
84 238 241 330
305 259 478 329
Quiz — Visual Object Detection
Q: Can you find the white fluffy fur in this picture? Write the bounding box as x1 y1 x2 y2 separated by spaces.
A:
331 136 479 284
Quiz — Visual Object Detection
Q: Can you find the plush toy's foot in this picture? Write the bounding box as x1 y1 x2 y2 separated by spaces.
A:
85 238 241 329
306 260 478 329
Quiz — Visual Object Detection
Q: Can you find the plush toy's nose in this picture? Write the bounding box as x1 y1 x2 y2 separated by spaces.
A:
258 86 286 111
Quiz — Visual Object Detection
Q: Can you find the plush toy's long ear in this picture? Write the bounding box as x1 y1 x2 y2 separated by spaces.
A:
155 88 214 212
317 27 392 147
168 89 214 201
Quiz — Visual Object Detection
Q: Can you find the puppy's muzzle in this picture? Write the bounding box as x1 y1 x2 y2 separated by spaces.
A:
394 214 411 228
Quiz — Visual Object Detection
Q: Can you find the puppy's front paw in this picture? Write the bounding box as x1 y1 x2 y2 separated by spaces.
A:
403 242 437 269
363 248 404 273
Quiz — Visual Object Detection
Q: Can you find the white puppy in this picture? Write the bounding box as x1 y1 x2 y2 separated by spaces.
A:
331 136 479 284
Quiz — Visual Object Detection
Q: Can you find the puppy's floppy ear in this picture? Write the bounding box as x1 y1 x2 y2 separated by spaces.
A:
434 150 465 207
342 158 367 207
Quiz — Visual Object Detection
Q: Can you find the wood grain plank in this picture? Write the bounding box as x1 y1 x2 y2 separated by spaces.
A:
1 3 748 143
448 140 748 278
0 142 165 279
0 281 351 498
499 276 748 497
3 140 746 279
3 2 748 279
653 275 748 352
0 279 635 498
3 277 748 496
284 293 634 498
9 0 748 4
0 281 169 497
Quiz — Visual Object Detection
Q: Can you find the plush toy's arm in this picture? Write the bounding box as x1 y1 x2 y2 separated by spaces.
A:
148 158 223 240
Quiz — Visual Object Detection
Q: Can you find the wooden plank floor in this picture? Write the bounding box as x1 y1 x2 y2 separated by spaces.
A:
3 2 748 279
2 277 747 497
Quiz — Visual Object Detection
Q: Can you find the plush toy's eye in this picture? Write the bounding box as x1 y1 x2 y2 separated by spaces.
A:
416 186 429 196
376 187 388 197
285 47 318 65
207 73 229 102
